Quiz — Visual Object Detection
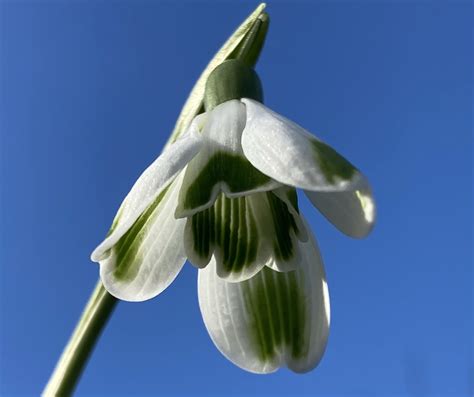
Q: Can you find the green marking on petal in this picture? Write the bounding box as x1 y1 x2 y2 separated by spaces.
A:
266 191 300 261
181 151 271 212
105 206 123 238
241 268 308 362
189 194 259 274
112 184 171 282
311 140 357 184
286 188 299 213
288 271 307 358
188 190 303 275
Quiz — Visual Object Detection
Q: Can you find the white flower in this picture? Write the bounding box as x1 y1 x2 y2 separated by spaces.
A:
91 60 375 374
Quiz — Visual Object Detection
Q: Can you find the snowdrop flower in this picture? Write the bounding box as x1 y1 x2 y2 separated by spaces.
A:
91 59 375 373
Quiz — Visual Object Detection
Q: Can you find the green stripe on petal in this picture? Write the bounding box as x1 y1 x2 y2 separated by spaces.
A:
185 194 259 277
113 184 171 281
198 224 330 374
311 140 357 184
99 175 187 302
180 151 272 214
185 189 306 281
266 191 300 262
253 188 307 273
241 268 307 362
285 188 299 212
241 98 362 192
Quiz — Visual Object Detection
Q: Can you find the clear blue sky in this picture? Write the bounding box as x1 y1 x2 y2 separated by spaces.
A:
1 1 472 396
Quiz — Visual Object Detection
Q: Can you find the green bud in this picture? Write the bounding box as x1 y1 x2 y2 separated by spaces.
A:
204 59 263 112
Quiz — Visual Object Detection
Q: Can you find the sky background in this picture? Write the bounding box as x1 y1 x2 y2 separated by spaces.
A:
0 1 472 396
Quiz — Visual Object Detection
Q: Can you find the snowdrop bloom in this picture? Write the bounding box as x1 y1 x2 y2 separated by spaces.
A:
91 59 375 373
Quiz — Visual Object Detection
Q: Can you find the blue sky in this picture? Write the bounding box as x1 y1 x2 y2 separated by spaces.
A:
1 1 472 396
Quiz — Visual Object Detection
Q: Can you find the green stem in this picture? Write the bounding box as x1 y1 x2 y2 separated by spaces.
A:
43 280 117 396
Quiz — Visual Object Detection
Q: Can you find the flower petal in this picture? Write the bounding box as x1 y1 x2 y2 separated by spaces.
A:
184 189 306 282
91 119 203 262
175 100 279 219
257 188 307 273
184 193 261 277
305 176 376 238
99 174 187 302
198 221 330 373
241 98 362 192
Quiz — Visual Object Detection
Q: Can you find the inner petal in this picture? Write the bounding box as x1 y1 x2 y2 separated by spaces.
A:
184 189 307 282
185 194 259 276
175 100 279 219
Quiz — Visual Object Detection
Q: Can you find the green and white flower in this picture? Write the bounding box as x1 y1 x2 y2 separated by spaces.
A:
91 59 375 373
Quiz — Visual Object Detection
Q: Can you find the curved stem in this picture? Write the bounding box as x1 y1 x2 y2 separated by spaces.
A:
43 280 117 396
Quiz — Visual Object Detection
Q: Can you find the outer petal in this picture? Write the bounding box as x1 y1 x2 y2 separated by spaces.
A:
176 100 279 219
91 118 204 262
184 189 306 282
305 176 376 238
99 173 187 302
241 98 362 192
198 221 330 373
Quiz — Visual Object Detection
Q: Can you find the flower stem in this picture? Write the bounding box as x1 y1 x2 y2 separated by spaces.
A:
43 280 117 396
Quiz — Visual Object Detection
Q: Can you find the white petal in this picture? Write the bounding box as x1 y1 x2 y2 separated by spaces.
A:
305 176 376 238
251 188 307 274
175 100 279 219
198 220 330 373
91 119 203 262
241 98 362 192
99 174 187 302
